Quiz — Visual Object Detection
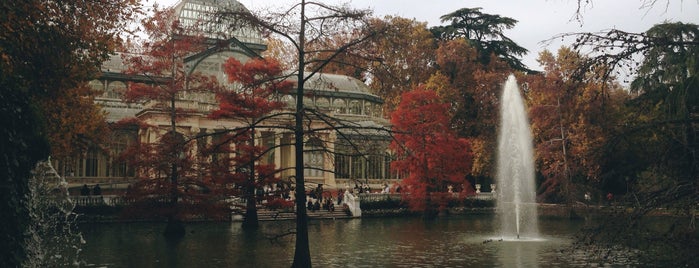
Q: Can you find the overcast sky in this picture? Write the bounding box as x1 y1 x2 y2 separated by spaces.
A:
153 0 699 72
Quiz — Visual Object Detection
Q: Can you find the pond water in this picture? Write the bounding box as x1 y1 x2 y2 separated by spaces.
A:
78 215 633 267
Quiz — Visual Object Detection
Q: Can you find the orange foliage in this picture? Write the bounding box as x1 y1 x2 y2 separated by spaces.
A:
434 39 512 179
38 83 108 161
526 47 624 203
390 88 473 214
366 16 437 113
210 58 293 119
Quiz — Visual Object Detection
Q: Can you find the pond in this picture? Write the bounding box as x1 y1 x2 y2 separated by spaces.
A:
78 215 634 267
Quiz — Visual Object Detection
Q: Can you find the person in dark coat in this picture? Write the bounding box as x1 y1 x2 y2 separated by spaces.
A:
92 184 102 196
80 184 90 196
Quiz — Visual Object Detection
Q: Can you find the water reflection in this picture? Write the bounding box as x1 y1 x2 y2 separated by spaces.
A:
77 216 633 267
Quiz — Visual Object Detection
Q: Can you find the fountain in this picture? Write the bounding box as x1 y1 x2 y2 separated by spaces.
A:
496 74 539 240
26 158 84 266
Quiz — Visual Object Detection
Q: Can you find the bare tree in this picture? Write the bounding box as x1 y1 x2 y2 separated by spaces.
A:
217 1 389 266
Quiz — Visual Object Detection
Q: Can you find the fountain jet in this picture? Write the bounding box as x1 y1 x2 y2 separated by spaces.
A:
496 75 539 240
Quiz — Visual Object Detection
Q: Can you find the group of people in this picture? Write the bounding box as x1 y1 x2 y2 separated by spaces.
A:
306 184 337 212
80 184 101 196
354 183 401 194
306 197 335 212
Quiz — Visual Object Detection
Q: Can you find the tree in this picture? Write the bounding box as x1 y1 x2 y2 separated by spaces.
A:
38 84 109 173
390 88 473 217
120 7 223 237
433 38 511 181
565 22 698 186
0 0 139 266
629 23 698 180
217 2 384 266
431 7 530 72
263 36 299 71
526 47 623 203
557 21 698 265
208 57 294 228
365 16 438 112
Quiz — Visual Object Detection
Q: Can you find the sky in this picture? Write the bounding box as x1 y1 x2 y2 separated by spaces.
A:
151 0 699 72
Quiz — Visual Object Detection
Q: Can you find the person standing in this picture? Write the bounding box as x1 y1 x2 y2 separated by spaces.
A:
92 184 101 196
80 184 90 196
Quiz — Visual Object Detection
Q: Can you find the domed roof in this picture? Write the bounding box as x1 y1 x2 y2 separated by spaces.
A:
305 73 372 94
172 0 264 44
302 72 382 103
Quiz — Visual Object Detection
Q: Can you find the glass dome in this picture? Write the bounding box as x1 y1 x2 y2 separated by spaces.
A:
173 0 264 44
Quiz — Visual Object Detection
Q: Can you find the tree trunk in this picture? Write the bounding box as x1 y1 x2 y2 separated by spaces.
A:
243 127 260 229
163 73 185 238
242 178 259 229
292 1 312 267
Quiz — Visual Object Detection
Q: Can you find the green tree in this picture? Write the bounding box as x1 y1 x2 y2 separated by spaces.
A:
629 22 698 180
431 7 530 72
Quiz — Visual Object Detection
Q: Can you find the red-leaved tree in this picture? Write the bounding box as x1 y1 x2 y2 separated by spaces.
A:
207 57 294 228
118 8 225 236
390 87 474 217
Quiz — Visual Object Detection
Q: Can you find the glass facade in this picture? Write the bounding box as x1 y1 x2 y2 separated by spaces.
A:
63 0 393 189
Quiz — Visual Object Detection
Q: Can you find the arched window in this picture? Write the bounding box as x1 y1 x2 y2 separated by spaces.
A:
106 81 126 99
373 104 383 118
364 102 373 116
89 80 105 92
315 97 330 110
349 100 361 115
333 99 346 114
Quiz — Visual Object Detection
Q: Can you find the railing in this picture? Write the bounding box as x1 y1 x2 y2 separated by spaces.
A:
64 176 136 186
68 195 179 207
358 192 495 202
471 192 496 200
342 191 361 217
358 193 402 203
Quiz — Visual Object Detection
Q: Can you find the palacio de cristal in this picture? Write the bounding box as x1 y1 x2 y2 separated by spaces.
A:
56 0 395 192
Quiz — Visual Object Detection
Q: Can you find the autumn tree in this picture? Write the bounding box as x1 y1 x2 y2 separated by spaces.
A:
39 84 109 174
364 16 438 112
431 7 530 72
217 2 386 266
525 47 624 203
556 21 698 265
390 88 473 217
302 15 441 118
263 36 299 70
207 57 294 228
563 21 698 202
433 38 511 182
429 8 529 179
0 0 140 266
120 7 224 237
